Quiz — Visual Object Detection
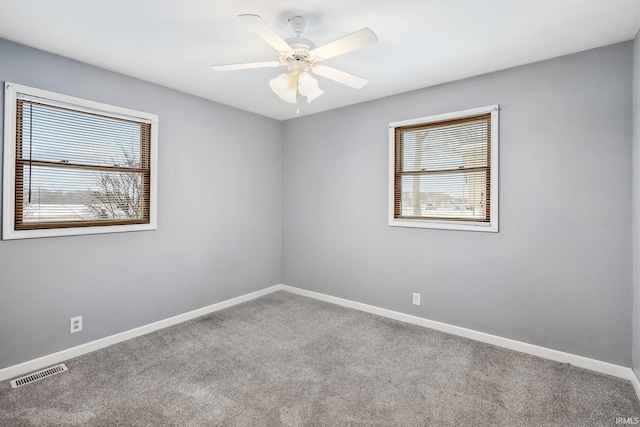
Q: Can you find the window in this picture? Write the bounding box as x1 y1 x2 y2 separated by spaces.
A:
3 82 158 240
389 105 498 232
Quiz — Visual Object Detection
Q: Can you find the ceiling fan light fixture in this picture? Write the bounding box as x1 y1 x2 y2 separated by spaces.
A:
298 71 313 87
297 73 318 96
270 69 322 105
281 88 298 104
270 74 298 103
306 87 324 103
272 73 290 90
298 71 323 103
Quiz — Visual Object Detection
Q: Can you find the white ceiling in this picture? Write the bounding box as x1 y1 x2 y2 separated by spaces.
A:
0 1 639 121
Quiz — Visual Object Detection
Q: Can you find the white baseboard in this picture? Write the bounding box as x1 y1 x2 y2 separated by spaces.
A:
0 285 282 382
630 370 640 400
2 283 638 403
279 285 639 392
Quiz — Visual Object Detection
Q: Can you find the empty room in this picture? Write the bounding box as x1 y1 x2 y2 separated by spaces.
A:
1 0 640 425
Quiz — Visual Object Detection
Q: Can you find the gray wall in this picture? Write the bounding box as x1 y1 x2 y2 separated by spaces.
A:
282 42 633 366
633 35 640 378
0 39 282 370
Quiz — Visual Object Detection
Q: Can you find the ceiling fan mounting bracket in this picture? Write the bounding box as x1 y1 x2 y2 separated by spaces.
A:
287 16 308 37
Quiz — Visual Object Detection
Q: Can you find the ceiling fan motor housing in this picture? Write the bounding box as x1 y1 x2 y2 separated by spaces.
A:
279 38 317 69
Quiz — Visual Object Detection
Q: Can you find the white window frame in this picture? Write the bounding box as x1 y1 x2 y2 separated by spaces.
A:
388 105 499 232
3 82 158 240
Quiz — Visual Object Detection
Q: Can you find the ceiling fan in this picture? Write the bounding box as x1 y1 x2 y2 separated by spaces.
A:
212 14 377 109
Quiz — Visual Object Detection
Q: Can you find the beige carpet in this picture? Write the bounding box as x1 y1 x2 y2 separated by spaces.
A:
1 291 638 426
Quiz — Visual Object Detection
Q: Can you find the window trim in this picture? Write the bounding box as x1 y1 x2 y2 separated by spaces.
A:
3 82 158 240
388 105 499 232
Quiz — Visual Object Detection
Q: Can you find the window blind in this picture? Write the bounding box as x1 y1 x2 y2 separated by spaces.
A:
15 99 151 230
394 113 491 222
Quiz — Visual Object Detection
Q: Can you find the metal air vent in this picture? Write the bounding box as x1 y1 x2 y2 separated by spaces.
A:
10 364 68 388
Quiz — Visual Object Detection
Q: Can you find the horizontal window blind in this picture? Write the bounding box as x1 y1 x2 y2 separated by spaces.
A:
15 99 151 230
394 113 491 222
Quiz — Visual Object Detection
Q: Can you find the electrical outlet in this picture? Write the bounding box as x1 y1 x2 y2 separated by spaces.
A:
412 293 421 306
70 316 82 334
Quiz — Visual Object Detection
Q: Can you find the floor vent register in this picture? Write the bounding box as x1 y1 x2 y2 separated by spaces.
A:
10 364 68 389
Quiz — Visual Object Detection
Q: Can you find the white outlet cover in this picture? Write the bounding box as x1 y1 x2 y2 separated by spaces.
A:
412 293 421 306
70 316 83 334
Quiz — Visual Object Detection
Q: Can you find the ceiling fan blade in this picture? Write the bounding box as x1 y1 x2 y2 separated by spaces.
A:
238 14 292 53
312 64 368 89
211 61 283 71
312 28 377 60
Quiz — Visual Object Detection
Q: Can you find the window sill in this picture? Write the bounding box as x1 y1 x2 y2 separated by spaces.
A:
2 222 157 240
388 218 498 233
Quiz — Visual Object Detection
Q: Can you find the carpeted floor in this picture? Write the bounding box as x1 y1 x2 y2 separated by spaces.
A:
1 291 638 426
